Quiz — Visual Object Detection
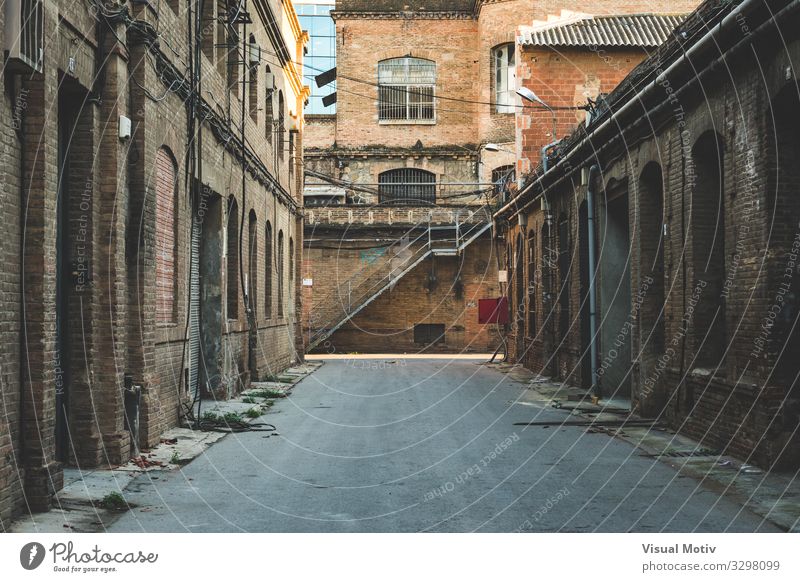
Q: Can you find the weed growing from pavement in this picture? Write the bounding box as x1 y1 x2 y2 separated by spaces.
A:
99 492 127 512
249 388 285 399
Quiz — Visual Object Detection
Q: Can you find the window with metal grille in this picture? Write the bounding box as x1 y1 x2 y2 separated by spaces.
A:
278 91 286 162
492 165 515 196
378 168 436 205
378 57 436 122
493 43 516 114
5 0 43 71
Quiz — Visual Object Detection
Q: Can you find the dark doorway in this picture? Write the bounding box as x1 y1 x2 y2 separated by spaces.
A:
579 201 593 390
514 234 525 358
638 163 667 412
557 213 571 364
248 210 258 380
691 132 726 371
767 85 800 389
599 185 632 399
55 93 72 462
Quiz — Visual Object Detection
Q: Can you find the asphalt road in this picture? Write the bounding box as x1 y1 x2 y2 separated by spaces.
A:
108 358 779 532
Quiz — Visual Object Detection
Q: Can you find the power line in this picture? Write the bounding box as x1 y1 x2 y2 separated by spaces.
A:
260 47 589 112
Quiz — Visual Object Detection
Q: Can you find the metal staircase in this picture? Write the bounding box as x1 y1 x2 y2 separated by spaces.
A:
307 213 493 351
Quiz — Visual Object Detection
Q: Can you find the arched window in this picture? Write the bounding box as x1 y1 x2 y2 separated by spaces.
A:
277 91 286 163
227 196 239 319
277 230 285 316
691 132 726 370
155 147 178 323
492 165 515 197
265 221 273 318
265 66 274 145
289 131 296 184
248 210 257 317
248 35 259 122
492 43 516 114
378 57 436 121
378 168 436 205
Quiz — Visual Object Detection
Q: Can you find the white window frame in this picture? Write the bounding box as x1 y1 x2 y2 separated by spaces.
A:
493 43 517 114
378 57 437 124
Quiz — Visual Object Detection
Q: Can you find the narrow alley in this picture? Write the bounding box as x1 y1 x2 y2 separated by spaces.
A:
104 358 780 533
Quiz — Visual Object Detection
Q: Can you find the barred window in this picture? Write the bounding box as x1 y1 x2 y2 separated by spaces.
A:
492 165 515 196
379 168 436 205
378 57 436 122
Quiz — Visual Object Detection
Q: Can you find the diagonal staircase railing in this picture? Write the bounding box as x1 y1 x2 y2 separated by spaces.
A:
307 210 493 351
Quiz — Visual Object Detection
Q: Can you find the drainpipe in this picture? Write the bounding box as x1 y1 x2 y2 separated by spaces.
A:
541 140 560 173
586 164 601 399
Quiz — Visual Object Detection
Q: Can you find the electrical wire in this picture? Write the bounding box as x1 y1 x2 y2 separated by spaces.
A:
260 46 590 112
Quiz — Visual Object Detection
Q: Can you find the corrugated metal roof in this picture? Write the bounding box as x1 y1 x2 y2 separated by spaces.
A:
520 14 687 48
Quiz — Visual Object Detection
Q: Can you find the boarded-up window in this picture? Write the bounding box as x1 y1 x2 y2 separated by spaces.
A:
155 147 177 322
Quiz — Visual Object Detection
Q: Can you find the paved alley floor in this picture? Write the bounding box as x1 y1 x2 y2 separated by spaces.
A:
105 358 782 532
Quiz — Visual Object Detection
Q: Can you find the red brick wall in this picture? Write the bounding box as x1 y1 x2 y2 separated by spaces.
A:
516 47 647 178
334 14 480 148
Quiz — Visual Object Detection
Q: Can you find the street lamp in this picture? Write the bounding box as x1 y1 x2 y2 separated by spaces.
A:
516 87 557 140
483 143 514 154
516 87 559 172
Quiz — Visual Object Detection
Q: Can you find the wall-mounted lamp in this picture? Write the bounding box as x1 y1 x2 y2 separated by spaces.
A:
484 143 515 154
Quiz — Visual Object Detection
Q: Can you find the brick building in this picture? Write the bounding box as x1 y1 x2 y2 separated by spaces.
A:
301 0 697 354
496 0 800 469
0 0 307 526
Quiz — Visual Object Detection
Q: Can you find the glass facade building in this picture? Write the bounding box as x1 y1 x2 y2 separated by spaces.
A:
296 1 336 115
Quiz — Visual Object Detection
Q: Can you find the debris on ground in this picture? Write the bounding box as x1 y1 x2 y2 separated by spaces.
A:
132 456 165 469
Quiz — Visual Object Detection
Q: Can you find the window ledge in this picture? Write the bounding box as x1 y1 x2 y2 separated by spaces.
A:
379 119 436 126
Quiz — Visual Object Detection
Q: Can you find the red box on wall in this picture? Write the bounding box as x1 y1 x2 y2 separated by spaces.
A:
478 298 509 325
